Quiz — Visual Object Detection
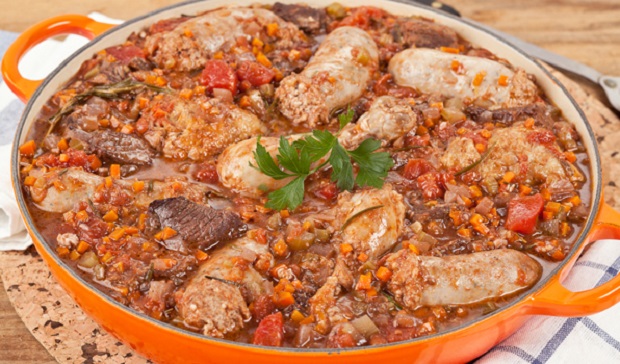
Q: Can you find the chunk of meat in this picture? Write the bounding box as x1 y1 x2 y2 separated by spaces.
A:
176 237 274 338
466 102 552 127
137 94 265 161
397 18 459 49
389 49 539 109
310 185 406 333
81 129 154 165
385 249 542 310
217 135 303 197
26 168 209 213
144 7 309 72
147 197 246 251
442 125 583 190
334 185 406 261
272 2 326 34
276 26 379 127
339 96 419 149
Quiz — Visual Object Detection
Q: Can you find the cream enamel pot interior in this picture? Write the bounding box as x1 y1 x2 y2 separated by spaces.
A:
3 0 620 363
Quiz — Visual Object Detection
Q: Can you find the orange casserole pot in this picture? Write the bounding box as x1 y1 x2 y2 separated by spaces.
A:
3 1 620 363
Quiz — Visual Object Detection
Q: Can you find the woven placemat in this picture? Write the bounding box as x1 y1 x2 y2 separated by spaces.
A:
0 68 619 364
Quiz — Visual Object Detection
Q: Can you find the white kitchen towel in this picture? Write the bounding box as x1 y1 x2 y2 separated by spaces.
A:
0 13 121 251
0 10 619 364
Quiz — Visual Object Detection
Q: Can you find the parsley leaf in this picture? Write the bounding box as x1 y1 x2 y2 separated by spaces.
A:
265 176 305 210
338 107 355 130
251 136 293 180
329 143 354 191
293 130 337 163
349 139 394 188
253 129 394 210
276 136 311 175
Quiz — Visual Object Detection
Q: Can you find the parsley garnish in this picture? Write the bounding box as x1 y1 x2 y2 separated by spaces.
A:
253 112 394 210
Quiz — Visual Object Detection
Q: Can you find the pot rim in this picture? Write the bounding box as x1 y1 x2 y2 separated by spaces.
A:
10 0 602 355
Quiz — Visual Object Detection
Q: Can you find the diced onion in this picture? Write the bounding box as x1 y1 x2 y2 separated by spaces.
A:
78 251 99 268
213 88 233 103
351 315 380 338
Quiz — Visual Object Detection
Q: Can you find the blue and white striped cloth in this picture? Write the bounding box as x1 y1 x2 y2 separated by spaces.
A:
0 18 619 363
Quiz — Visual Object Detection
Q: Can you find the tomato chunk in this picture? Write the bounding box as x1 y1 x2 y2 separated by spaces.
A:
403 159 434 180
105 45 145 62
200 60 238 94
505 193 544 234
253 312 284 347
336 6 386 29
313 182 339 201
417 172 445 200
236 61 275 87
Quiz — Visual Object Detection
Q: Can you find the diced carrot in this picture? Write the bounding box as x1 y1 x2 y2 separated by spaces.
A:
449 207 462 226
179 88 193 100
110 164 121 179
568 195 581 206
302 220 313 231
472 71 486 87
450 59 461 72
300 315 315 325
456 127 467 135
457 227 472 238
266 22 279 36
376 266 392 282
183 28 193 37
524 118 535 129
273 291 295 308
23 176 36 186
142 241 157 252
90 155 102 170
114 261 125 272
542 211 555 221
273 239 288 257
356 272 372 291
76 240 90 254
417 125 429 135
154 226 177 240
99 118 110 127
498 74 509 86
440 46 460 54
475 143 486 153
103 210 119 222
56 246 70 257
519 184 533 196
560 222 571 236
502 171 516 183
280 209 290 218
357 252 369 262
252 37 264 48
69 250 81 261
408 243 420 255
125 226 139 235
195 250 209 262
540 188 551 200
469 185 483 199
19 140 36 156
480 129 492 139
470 213 486 226
545 201 562 213
551 249 565 261
120 124 134 134
101 251 114 264
256 52 272 68
75 210 89 222
58 153 69 162
118 286 129 296
138 97 149 109
108 227 126 241
340 243 353 255
564 151 577 163
473 223 490 235
366 288 378 297
138 213 147 231
213 51 224 60
132 180 145 193
171 181 183 192
104 176 113 188
57 138 69 151
291 310 305 323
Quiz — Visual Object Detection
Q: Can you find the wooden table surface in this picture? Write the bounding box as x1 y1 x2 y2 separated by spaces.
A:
0 0 619 363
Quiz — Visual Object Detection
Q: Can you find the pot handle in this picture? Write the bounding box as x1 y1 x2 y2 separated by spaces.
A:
526 203 620 316
1 15 115 102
